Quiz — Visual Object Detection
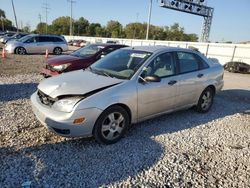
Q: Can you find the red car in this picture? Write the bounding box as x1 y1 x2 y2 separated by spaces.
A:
41 44 128 77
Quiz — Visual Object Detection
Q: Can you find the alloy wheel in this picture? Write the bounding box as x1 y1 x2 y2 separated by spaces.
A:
101 112 125 141
201 90 212 111
17 47 26 55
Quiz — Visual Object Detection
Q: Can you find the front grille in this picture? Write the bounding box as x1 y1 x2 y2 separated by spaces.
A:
37 90 56 106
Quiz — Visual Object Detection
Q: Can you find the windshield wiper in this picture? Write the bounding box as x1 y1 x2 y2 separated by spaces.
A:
88 67 112 78
99 71 113 78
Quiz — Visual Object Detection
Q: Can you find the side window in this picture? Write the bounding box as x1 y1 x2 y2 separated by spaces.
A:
194 54 209 69
177 52 199 74
25 37 36 43
53 37 63 42
145 52 175 78
38 36 47 42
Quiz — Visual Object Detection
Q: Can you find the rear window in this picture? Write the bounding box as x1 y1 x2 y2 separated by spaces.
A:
53 37 64 42
177 52 199 73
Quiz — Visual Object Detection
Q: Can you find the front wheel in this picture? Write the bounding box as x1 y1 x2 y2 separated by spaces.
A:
15 47 26 55
93 106 129 144
195 87 214 113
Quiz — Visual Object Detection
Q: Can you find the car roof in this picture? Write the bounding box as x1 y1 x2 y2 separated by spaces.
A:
92 43 127 47
27 34 64 38
124 46 197 54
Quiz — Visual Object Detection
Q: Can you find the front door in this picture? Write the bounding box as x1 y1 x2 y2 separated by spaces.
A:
137 52 178 120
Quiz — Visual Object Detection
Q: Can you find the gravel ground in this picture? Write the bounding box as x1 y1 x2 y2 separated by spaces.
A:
0 70 250 187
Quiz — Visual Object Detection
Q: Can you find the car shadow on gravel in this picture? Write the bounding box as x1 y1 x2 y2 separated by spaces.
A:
0 89 250 187
0 83 38 102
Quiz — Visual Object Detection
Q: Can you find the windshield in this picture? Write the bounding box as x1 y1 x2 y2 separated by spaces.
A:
71 44 104 57
90 49 152 80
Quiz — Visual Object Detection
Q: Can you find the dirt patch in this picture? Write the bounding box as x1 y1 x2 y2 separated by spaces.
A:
0 45 78 77
0 54 45 77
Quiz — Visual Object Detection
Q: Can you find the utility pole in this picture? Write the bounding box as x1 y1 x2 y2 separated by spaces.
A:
38 13 42 33
38 14 42 24
68 0 76 36
146 0 152 40
42 0 50 34
11 0 19 32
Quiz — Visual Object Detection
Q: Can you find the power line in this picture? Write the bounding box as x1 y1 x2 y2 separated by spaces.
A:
68 0 76 36
42 0 50 34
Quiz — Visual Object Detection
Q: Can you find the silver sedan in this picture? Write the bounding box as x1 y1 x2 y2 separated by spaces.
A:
31 46 224 144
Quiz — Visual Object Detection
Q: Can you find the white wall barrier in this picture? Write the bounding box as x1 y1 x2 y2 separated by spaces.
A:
64 35 250 65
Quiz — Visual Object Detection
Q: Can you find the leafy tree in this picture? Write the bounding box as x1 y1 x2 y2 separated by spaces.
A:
124 22 146 39
34 15 198 42
51 16 70 35
95 26 105 37
22 25 31 33
74 17 89 36
150 26 166 40
0 9 6 18
106 20 122 38
87 23 101 36
0 9 16 31
35 22 47 34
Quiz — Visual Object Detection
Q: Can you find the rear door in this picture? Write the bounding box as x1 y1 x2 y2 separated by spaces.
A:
175 51 209 108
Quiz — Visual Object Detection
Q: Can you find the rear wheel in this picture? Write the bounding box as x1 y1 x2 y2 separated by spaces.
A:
15 47 26 55
195 87 214 113
94 106 129 144
53 47 62 55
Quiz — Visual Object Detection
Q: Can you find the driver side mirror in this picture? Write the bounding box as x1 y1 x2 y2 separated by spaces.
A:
139 75 161 83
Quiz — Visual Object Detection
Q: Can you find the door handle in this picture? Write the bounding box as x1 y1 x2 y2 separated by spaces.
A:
197 73 204 78
168 80 177 85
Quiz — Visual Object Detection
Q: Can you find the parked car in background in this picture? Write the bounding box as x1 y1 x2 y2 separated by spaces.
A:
106 40 119 44
0 32 6 38
67 39 75 46
41 43 127 77
80 40 89 47
72 40 82 47
4 34 68 55
0 32 16 42
2 32 28 44
31 46 224 144
71 40 89 47
223 61 250 73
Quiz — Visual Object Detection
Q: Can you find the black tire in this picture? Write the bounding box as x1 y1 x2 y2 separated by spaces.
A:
228 66 236 73
53 47 62 55
195 87 214 113
93 105 130 144
15 47 26 55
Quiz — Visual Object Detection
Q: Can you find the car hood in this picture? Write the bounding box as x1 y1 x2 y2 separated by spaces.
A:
46 55 86 65
38 70 123 98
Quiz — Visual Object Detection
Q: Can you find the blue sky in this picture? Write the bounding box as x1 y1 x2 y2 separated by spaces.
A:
1 0 250 42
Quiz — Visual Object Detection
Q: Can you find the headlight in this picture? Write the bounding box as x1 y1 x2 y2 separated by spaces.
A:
52 64 70 71
52 97 83 112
